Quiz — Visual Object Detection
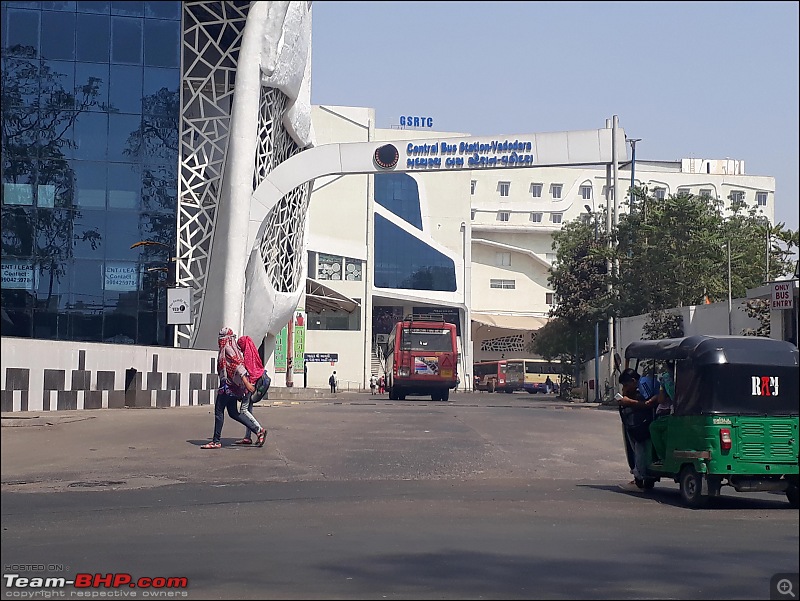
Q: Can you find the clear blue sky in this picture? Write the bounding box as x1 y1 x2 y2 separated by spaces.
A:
311 1 799 231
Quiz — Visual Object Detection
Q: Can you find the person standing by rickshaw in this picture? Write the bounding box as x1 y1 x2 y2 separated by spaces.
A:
616 368 657 487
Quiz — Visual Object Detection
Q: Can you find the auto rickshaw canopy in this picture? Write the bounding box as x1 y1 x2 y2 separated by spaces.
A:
624 335 799 417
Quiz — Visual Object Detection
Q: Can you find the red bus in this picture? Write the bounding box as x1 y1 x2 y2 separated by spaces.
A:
473 359 524 393
385 314 458 401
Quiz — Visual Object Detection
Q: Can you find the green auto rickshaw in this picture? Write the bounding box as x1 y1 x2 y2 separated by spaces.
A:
621 335 799 508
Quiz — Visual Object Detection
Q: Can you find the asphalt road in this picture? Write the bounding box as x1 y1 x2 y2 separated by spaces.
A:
2 392 798 600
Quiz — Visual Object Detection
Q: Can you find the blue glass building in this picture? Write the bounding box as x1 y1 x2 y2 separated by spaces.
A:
1 1 181 345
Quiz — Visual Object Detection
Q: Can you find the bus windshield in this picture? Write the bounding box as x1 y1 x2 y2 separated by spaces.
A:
401 328 453 352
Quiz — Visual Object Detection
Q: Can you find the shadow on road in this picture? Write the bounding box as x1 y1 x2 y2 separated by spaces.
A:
576 483 793 510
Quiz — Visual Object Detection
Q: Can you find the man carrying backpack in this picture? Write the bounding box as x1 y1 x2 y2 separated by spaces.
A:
329 370 338 394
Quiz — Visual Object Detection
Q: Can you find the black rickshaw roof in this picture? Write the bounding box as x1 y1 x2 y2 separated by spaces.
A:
625 335 799 367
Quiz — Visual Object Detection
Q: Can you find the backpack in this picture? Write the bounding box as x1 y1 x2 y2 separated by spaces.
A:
329 375 335 386
620 406 654 442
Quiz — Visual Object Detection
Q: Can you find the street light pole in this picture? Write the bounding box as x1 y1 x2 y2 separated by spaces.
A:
585 204 600 403
628 138 641 214
727 238 733 335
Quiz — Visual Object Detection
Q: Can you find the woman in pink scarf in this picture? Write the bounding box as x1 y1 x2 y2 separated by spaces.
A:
201 327 267 449
233 335 272 445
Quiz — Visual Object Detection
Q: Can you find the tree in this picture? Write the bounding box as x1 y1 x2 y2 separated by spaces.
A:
536 187 797 363
527 213 611 381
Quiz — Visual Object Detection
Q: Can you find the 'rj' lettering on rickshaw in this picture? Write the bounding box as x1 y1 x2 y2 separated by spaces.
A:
751 376 779 396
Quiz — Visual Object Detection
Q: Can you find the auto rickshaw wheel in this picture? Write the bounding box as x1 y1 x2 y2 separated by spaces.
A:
787 486 799 508
679 466 706 508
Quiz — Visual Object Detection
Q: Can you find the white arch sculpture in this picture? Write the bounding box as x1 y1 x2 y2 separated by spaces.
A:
242 125 626 358
179 2 626 358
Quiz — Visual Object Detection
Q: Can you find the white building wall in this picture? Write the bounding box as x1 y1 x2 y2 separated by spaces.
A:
303 330 364 390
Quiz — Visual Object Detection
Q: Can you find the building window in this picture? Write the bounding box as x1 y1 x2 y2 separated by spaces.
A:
551 213 563 224
471 208 477 220
546 293 554 305
374 214 456 291
545 253 556 264
730 190 745 203
699 189 713 198
374 173 423 230
530 212 543 223
498 181 510 197
580 185 592 200
317 253 344 280
677 187 690 196
470 180 476 195
308 304 362 331
551 184 563 199
497 211 510 222
490 279 516 289
530 183 543 198
757 192 768 206
495 252 511 267
654 188 666 201
344 258 363 281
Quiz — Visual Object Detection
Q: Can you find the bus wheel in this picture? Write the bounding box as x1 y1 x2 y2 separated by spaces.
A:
431 392 440 401
388 387 397 401
679 466 706 508
440 389 449 402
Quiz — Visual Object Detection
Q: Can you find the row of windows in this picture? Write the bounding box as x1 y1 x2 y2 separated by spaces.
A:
473 179 769 208
1 305 171 345
494 252 555 267
2 2 181 19
481 180 573 200
2 6 180 67
2 162 177 212
472 210 563 224
3 58 179 117
646 187 767 206
2 258 168 311
2 206 175 261
314 252 363 282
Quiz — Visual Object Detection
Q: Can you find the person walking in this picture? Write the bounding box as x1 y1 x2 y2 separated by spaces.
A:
329 370 338 393
378 375 385 394
233 335 272 446
201 327 267 449
369 374 377 395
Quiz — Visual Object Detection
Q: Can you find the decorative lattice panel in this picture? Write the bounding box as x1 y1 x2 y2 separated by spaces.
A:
177 2 311 345
481 334 525 353
254 88 309 294
177 1 250 347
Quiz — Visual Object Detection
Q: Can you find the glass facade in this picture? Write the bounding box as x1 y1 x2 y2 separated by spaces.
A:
1 0 181 345
374 214 456 292
374 173 422 230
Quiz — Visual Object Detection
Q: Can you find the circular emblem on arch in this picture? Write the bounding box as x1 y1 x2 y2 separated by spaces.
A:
374 144 399 169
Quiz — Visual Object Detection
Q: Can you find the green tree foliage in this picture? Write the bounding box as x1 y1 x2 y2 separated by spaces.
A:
527 212 610 373
641 309 684 340
742 298 770 337
529 187 797 358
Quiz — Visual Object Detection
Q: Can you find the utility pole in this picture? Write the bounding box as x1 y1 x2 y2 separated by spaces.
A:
585 203 601 402
628 138 641 214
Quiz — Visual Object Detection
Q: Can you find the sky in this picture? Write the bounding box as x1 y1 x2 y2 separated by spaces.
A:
310 1 799 231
